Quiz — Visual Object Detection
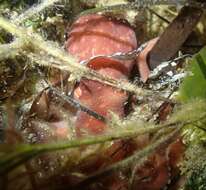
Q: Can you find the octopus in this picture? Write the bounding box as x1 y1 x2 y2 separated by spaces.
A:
65 14 185 190
23 13 185 190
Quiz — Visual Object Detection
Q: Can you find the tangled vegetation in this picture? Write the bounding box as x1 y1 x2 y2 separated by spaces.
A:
0 0 206 190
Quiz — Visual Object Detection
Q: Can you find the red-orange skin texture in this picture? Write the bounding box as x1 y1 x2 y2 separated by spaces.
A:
137 38 159 82
66 14 137 135
134 139 185 190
